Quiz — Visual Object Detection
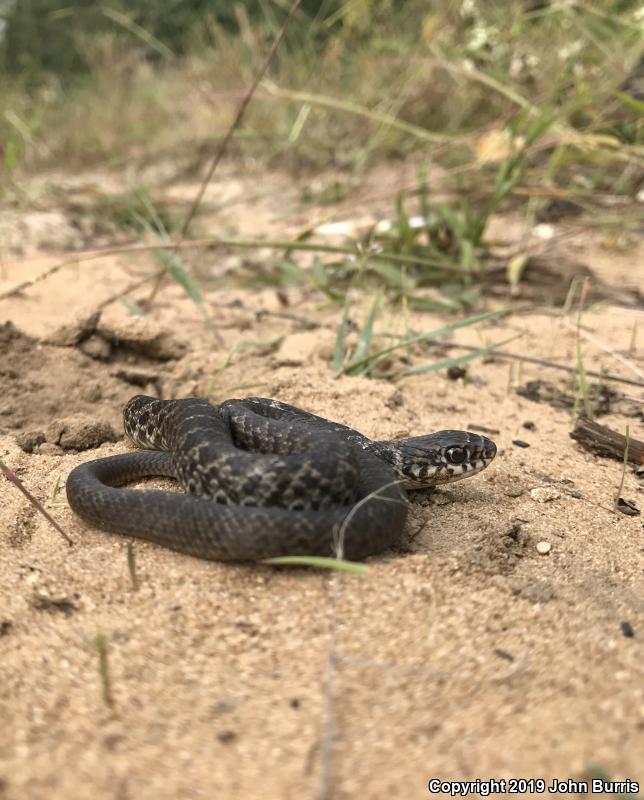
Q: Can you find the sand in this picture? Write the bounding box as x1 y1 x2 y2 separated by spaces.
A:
1 164 643 799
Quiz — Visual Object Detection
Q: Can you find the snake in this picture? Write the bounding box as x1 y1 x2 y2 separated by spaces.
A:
65 396 497 561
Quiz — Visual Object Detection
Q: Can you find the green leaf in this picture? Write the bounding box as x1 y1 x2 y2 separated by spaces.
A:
366 260 406 289
395 191 413 247
524 108 558 147
167 254 205 305
311 257 345 301
277 259 307 286
434 202 464 238
614 91 644 115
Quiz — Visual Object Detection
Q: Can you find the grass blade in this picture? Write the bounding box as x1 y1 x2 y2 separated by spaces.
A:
345 308 510 376
349 292 381 371
98 7 174 59
263 556 367 574
391 333 523 378
332 298 352 372
263 82 465 146
208 337 283 393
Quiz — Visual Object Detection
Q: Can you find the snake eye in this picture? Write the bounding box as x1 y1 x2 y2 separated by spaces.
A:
446 446 467 465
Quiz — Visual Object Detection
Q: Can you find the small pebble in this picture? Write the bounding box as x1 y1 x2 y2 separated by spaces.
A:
522 421 536 431
505 487 524 498
512 439 530 448
536 541 551 555
447 365 467 381
615 497 640 517
530 486 560 503
494 648 514 662
621 621 635 638
79 333 112 361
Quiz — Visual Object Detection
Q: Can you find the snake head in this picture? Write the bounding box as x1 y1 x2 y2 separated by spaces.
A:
385 430 497 488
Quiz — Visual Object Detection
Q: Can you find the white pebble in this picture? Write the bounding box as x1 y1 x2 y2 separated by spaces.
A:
536 541 551 555
530 486 561 503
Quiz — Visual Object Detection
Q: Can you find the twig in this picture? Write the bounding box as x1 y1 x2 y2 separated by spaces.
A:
182 1 302 238
570 416 644 464
446 344 644 389
1 457 73 546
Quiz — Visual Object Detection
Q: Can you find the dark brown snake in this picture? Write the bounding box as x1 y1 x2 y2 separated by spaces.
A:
65 396 497 561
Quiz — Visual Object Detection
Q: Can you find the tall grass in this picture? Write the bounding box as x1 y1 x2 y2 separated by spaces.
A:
1 1 642 326
1 1 642 182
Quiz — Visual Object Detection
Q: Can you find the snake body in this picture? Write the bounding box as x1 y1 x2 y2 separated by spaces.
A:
65 396 496 561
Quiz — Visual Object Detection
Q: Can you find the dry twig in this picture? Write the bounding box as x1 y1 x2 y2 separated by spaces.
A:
1 457 74 545
570 416 644 464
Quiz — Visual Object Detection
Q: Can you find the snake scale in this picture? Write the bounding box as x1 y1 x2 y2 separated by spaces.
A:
66 396 497 561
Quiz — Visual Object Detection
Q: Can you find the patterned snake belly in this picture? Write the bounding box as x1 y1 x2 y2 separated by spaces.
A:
65 396 497 561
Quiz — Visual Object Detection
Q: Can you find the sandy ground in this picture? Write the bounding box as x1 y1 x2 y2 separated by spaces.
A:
1 165 643 800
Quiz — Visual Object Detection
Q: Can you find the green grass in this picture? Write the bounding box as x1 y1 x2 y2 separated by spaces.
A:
263 556 368 574
95 632 115 709
334 306 513 379
1 1 642 328
2 1 642 179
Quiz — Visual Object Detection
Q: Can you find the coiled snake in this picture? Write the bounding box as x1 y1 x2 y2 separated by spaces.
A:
66 396 497 561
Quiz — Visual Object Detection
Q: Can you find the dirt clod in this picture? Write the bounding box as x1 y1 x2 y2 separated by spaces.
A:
45 414 119 450
96 306 187 361
14 430 46 453
46 310 101 347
